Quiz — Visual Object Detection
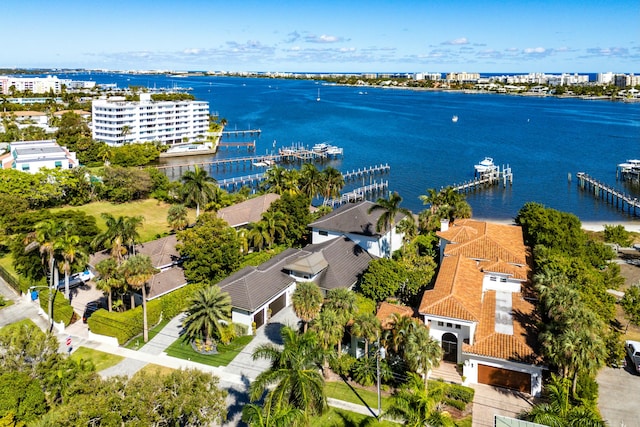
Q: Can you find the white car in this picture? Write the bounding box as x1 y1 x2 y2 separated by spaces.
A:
625 340 640 374
73 269 95 282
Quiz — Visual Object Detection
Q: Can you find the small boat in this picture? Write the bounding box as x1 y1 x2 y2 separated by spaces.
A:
312 142 329 153
316 88 321 102
474 157 496 173
452 115 459 123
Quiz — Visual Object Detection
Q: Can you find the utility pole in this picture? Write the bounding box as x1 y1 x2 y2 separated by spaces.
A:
376 334 386 419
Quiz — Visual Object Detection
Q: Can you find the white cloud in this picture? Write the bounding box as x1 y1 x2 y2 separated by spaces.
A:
183 48 201 55
305 34 344 43
442 37 469 46
523 47 547 54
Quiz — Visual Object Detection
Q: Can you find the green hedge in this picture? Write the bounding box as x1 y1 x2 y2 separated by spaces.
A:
159 282 206 319
445 383 475 403
37 288 76 326
88 299 162 345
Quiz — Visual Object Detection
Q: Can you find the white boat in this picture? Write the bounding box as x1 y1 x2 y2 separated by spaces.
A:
327 145 343 155
160 143 214 158
618 159 640 172
312 142 329 153
452 115 459 123
316 88 321 102
474 157 496 173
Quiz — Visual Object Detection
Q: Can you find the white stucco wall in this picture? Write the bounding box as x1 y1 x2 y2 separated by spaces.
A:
482 275 522 293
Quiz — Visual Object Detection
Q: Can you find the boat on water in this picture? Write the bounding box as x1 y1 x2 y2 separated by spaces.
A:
452 115 459 123
316 88 321 102
312 142 343 156
252 159 276 167
618 159 640 172
159 143 215 158
474 157 496 173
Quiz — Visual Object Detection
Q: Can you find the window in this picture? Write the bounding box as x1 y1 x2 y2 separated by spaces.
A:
490 276 497 281
437 321 444 326
500 278 507 283
54 161 62 168
21 164 30 171
455 324 461 329
319 230 328 236
446 323 452 328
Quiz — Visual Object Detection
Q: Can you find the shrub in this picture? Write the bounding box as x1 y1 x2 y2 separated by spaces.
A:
445 383 475 403
37 288 76 326
444 398 467 411
330 354 356 377
88 299 162 345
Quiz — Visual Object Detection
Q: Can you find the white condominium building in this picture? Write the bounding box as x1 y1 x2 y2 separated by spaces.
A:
92 93 210 146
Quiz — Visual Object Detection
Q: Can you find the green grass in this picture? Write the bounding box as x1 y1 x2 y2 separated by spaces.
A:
311 408 400 427
325 380 392 412
51 199 196 242
135 364 175 377
165 335 253 367
0 255 17 278
0 298 13 309
0 318 37 331
124 318 171 350
70 346 124 371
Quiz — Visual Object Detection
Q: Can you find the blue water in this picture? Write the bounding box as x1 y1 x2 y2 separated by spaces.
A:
64 72 640 222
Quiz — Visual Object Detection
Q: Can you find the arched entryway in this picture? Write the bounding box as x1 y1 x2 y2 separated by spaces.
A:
442 333 458 363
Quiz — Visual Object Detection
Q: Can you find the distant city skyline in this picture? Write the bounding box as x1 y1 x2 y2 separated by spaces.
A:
3 0 638 73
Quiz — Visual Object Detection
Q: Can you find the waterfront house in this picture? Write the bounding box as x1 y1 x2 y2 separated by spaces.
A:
419 218 544 396
0 139 78 173
216 193 281 228
308 200 406 259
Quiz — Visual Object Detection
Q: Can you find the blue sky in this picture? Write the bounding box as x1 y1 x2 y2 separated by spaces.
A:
2 0 638 73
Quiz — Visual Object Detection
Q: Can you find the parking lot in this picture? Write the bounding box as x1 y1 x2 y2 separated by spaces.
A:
597 357 640 426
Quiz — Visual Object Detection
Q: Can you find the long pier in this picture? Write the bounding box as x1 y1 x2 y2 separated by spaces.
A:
450 165 513 193
216 164 391 193
217 140 256 150
326 181 389 208
221 129 261 137
576 172 640 216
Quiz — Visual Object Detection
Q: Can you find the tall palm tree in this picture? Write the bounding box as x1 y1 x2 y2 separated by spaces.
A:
403 323 443 387
351 312 381 358
311 308 343 378
320 167 344 205
367 192 413 259
324 288 358 354
55 232 86 299
261 211 287 248
92 214 143 262
261 166 289 195
121 254 159 342
250 326 326 420
181 165 218 217
167 204 189 232
299 163 323 201
182 285 232 347
291 281 323 332
95 257 122 312
247 220 271 252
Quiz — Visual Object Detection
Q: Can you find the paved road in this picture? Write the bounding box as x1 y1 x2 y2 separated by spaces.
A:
597 363 640 427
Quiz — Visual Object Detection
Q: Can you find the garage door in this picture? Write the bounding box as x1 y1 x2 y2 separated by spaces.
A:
268 293 287 317
253 310 265 329
478 365 531 393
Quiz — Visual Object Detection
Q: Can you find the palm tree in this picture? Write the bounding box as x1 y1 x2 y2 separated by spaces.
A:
367 192 413 259
261 211 287 248
55 232 86 299
95 258 122 312
181 165 218 217
261 166 289 195
403 323 443 387
299 163 323 201
167 204 189 232
324 288 357 354
182 285 232 347
247 220 271 252
350 312 381 358
320 167 344 205
311 308 343 378
121 254 159 342
250 326 326 420
92 214 143 263
291 281 323 332
241 400 305 427
387 373 454 427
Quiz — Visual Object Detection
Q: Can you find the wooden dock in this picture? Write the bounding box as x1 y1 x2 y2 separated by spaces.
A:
221 129 261 137
342 164 390 183
217 140 256 150
576 172 640 216
326 181 389 208
451 165 513 193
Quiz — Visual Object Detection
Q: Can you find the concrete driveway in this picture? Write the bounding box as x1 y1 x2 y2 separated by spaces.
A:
598 360 640 427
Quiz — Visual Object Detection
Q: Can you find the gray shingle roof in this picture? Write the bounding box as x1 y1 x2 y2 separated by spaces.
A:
308 200 406 237
216 193 280 228
215 237 378 311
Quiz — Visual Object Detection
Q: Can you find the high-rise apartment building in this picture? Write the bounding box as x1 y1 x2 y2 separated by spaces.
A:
92 93 210 146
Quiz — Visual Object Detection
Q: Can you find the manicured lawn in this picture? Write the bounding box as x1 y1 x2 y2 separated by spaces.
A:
325 380 392 412
311 408 400 427
70 346 124 371
0 318 36 331
51 199 195 242
124 318 171 350
135 363 175 377
165 335 253 367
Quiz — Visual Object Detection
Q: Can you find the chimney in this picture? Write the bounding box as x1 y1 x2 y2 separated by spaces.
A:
440 218 449 232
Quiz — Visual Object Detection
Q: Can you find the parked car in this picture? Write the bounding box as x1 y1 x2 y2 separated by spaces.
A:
56 276 85 292
83 301 102 323
625 340 640 373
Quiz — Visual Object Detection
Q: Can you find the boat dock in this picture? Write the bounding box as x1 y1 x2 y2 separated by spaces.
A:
576 172 640 217
617 159 640 184
325 181 389 208
450 162 513 193
278 143 344 162
217 173 266 193
342 164 390 183
217 140 256 150
221 129 261 137
157 154 281 177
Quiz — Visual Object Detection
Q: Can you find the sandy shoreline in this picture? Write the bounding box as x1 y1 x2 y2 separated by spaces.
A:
472 217 640 233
